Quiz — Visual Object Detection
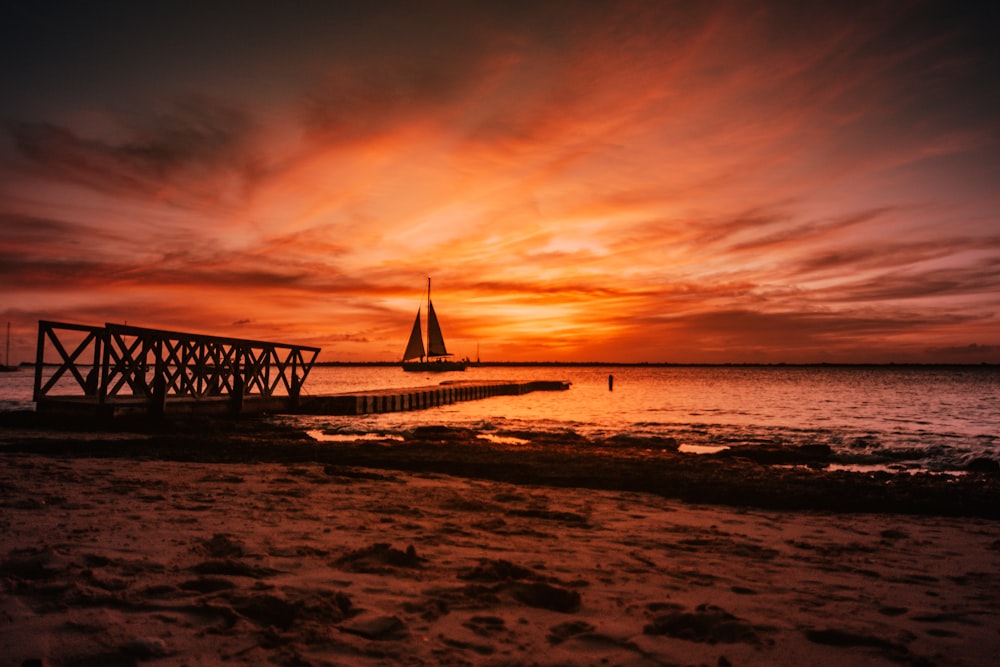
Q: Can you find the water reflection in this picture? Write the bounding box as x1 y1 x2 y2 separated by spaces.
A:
4 363 997 472
295 365 999 471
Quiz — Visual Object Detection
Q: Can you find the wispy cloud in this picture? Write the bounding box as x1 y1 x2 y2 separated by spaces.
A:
1 2 998 362
6 97 258 210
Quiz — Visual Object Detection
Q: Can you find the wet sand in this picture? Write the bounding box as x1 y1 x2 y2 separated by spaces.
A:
1 419 999 666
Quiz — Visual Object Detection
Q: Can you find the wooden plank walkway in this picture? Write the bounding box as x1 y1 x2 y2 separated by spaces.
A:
36 380 571 419
297 380 571 416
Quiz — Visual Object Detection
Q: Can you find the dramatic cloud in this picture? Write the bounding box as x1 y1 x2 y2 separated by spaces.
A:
0 1 997 363
7 99 258 211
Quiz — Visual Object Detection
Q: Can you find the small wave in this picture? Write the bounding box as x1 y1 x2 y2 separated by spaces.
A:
477 433 531 446
306 430 403 443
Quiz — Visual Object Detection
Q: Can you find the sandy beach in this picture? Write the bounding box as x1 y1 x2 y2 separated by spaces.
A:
1 419 999 666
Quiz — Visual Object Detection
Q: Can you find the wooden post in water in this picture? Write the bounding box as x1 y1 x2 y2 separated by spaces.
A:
230 359 245 415
290 372 301 409
150 337 166 416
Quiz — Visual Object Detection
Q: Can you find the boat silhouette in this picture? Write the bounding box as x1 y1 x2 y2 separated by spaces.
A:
0 322 18 372
401 278 468 372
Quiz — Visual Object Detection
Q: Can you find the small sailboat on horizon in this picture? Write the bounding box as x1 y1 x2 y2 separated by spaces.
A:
401 278 468 372
1 322 19 372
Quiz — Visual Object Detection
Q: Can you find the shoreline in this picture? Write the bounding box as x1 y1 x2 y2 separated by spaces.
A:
1 415 998 519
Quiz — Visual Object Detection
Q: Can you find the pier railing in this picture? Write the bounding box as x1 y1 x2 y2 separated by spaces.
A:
33 320 320 414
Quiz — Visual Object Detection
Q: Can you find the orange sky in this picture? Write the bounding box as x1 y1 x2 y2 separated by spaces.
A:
1 1 998 363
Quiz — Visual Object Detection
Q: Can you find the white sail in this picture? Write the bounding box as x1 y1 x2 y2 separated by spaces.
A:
402 309 425 361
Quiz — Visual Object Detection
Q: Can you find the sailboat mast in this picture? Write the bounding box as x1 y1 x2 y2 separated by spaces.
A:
426 277 431 353
4 322 8 367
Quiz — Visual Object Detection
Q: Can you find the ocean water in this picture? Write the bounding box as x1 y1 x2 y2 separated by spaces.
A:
2 365 997 473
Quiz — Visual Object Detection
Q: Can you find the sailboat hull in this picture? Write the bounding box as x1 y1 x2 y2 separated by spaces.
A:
401 360 468 372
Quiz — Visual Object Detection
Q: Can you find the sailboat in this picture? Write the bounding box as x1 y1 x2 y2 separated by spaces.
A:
401 278 468 372
1 322 18 372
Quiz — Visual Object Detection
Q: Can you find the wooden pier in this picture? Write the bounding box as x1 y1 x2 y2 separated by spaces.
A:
34 320 320 419
32 321 569 419
297 380 571 416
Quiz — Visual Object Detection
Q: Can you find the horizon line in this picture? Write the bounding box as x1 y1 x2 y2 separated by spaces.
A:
313 360 999 368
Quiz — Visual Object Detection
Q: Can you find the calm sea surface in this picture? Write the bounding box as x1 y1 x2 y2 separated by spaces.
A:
2 365 997 472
